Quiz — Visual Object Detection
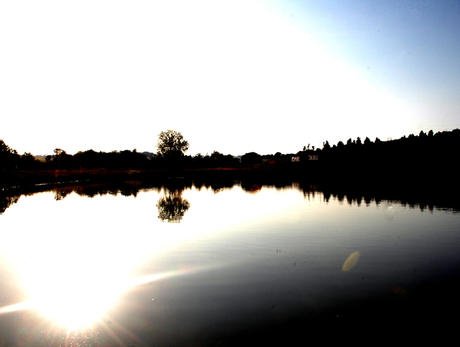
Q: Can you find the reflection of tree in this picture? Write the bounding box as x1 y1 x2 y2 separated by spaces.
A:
0 195 20 214
156 189 190 223
241 182 261 194
54 189 70 201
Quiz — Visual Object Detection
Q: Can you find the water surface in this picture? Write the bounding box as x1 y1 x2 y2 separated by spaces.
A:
0 184 459 345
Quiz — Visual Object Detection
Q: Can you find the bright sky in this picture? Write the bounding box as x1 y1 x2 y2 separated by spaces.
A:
1 0 459 155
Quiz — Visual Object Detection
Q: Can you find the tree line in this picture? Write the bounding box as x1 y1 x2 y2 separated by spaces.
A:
313 129 459 182
1 129 459 176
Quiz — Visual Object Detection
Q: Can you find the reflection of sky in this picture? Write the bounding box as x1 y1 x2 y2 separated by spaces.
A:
1 1 459 155
0 186 459 336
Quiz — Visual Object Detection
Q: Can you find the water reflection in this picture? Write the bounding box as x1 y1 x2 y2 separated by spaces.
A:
0 182 460 345
2 179 459 215
157 188 190 223
0 194 20 214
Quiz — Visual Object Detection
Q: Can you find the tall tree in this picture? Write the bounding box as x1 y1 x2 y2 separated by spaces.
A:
157 130 189 159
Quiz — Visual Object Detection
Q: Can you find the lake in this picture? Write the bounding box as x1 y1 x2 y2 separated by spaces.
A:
1 182 460 346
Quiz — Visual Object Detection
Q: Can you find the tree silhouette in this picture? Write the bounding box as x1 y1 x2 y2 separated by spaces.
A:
157 130 189 159
241 152 261 165
0 139 19 169
0 139 15 155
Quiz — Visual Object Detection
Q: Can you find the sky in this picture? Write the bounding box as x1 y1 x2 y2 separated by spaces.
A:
1 0 459 155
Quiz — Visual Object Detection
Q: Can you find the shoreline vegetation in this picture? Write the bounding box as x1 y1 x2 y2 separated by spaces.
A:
1 128 459 188
1 128 460 214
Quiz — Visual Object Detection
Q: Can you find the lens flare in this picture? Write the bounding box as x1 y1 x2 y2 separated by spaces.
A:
342 251 360 272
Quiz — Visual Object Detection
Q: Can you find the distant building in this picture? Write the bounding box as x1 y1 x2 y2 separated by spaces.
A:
291 156 300 162
308 155 319 161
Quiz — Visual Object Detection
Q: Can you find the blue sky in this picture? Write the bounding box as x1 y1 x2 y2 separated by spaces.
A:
282 0 460 126
0 0 459 155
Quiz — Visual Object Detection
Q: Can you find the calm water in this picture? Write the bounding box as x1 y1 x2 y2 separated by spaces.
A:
0 184 459 345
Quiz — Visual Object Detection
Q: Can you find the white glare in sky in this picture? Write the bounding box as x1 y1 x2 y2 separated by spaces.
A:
0 0 420 155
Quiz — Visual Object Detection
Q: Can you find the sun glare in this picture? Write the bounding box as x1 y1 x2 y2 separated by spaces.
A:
11 237 133 331
25 270 127 331
0 190 222 331
0 186 316 331
0 193 154 331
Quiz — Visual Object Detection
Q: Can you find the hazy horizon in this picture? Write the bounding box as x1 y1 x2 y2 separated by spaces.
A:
1 0 459 155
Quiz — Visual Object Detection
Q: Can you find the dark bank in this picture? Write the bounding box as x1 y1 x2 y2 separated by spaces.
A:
1 128 459 188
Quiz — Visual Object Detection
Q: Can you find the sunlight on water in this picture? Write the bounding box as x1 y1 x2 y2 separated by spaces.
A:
0 186 307 331
0 184 458 342
24 266 203 331
0 266 202 331
0 191 189 331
